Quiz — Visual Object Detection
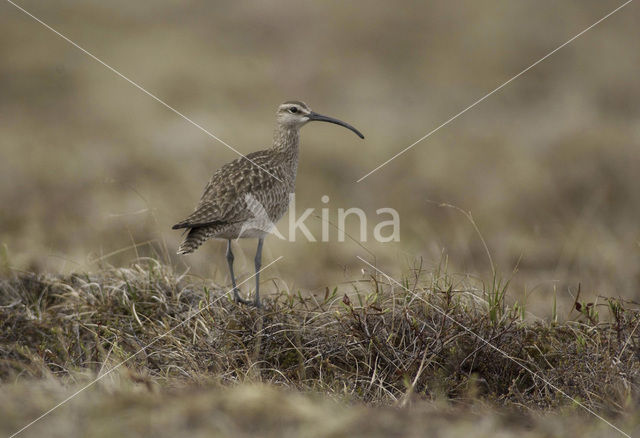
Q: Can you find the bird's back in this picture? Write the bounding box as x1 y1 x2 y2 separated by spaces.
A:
173 147 296 253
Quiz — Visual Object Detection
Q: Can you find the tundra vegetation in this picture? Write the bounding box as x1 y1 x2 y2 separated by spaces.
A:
1 1 639 436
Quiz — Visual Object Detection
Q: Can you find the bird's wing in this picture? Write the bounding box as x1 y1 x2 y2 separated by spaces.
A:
172 150 282 230
171 201 226 229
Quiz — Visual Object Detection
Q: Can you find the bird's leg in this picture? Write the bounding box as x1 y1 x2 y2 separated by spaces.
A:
253 238 264 307
226 240 247 304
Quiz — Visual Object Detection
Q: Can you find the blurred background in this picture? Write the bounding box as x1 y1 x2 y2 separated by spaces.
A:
1 0 638 316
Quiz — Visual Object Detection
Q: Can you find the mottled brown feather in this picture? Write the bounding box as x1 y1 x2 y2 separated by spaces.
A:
174 128 299 254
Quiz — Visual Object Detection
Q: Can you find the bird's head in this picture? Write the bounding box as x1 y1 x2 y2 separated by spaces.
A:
276 101 364 139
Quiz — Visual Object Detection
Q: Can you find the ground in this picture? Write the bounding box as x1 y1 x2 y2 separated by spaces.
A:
1 262 639 437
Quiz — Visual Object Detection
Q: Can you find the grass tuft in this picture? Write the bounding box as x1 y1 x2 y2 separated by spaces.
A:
2 260 639 419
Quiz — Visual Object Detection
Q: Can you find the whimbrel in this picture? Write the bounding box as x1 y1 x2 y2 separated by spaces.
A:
172 101 364 306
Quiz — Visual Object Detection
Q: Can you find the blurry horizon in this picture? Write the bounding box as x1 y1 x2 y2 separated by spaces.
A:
1 0 639 316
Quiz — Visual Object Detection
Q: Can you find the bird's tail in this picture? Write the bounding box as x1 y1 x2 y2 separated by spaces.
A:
176 227 210 254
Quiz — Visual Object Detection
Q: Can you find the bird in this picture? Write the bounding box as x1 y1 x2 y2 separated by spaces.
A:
172 101 364 307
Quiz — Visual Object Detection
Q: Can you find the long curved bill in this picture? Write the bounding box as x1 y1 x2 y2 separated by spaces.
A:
308 112 365 139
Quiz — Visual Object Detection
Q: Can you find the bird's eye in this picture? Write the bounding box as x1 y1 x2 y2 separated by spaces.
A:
289 107 298 114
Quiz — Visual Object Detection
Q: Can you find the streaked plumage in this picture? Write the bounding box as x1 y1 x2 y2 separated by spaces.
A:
173 132 299 253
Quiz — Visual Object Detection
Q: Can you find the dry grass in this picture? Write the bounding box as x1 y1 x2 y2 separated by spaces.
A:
2 260 640 436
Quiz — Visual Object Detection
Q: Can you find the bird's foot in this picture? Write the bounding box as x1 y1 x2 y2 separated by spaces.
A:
233 290 261 308
233 290 249 305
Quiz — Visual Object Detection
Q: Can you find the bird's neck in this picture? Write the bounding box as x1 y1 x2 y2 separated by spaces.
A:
273 125 300 170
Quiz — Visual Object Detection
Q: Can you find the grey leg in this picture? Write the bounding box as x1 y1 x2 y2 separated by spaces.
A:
226 240 247 304
253 238 264 307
